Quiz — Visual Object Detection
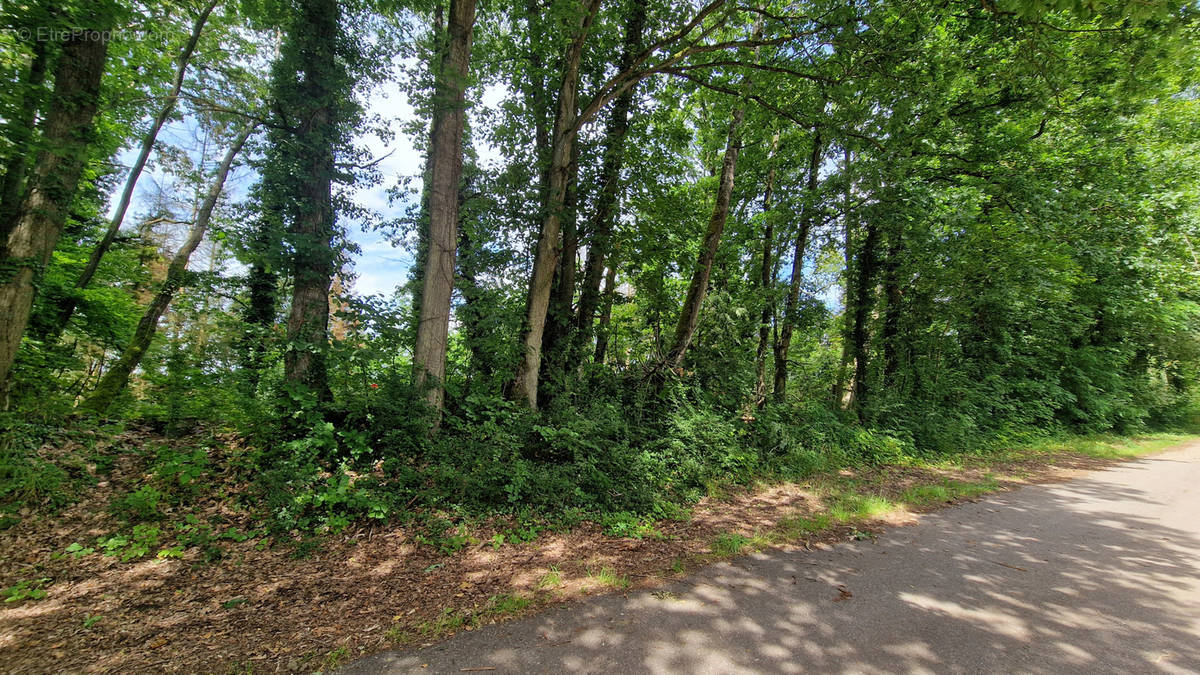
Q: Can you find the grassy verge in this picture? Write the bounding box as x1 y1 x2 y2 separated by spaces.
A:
700 432 1195 561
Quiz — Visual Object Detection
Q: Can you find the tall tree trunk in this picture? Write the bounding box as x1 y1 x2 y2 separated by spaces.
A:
50 0 217 335
526 0 552 216
508 0 602 409
772 129 821 403
79 124 255 414
408 2 445 329
412 0 477 426
573 0 645 361
666 105 746 368
0 25 109 387
0 36 51 253
833 149 854 408
281 0 343 400
850 218 878 421
881 222 904 388
541 143 580 389
594 264 617 364
753 132 781 406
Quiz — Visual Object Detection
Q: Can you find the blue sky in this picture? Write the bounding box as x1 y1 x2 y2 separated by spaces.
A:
121 69 509 299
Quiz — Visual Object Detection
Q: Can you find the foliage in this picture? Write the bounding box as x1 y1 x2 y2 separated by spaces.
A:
0 0 1198 555
2 577 51 603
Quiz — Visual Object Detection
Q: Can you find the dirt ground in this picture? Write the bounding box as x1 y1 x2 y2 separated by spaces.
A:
0 429 1135 674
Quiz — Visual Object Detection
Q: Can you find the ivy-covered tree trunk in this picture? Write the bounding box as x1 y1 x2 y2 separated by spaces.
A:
773 129 820 402
667 105 746 368
594 264 618 364
833 149 855 408
881 221 905 389
79 124 255 414
573 0 645 364
412 0 477 424
457 207 493 389
276 0 350 401
0 35 51 253
850 218 879 421
508 0 601 410
754 132 781 406
0 24 109 387
50 0 218 336
541 144 581 393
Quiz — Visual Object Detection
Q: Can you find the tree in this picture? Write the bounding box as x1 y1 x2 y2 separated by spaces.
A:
79 122 257 414
412 0 478 424
507 0 602 409
0 0 54 251
573 0 647 367
772 128 821 403
50 0 220 337
0 9 113 387
261 0 359 401
666 102 746 368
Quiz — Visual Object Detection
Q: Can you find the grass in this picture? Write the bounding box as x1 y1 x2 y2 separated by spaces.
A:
1036 433 1191 459
483 592 532 617
586 565 630 590
320 646 350 672
777 512 832 538
722 432 1198 556
384 592 536 645
536 565 563 590
711 531 771 557
899 478 999 507
827 492 895 521
952 431 1193 466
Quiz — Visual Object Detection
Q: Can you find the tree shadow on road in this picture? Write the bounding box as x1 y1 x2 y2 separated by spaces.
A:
347 458 1200 673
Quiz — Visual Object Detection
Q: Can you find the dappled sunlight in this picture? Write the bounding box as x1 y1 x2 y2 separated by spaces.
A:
5 443 1197 672
898 592 1035 641
346 446 1200 674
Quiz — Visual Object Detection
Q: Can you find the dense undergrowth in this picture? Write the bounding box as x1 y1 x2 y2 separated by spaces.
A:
3 363 1196 565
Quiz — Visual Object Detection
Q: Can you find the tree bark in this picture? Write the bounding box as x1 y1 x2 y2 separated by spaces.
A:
753 132 780 406
772 129 821 403
850 217 878 421
51 0 217 335
573 0 646 362
281 0 342 400
541 142 580 389
666 105 746 368
881 221 904 388
412 0 477 425
833 149 854 408
0 26 109 387
594 264 617 364
79 124 255 414
508 0 602 409
0 36 51 253
408 2 444 329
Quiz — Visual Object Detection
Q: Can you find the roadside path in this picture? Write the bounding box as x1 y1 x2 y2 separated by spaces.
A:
346 442 1200 674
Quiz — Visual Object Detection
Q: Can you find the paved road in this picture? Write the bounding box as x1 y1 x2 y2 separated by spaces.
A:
346 442 1200 674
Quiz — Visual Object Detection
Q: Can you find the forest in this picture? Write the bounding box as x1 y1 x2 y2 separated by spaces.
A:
1 1 1200 663
4 0 1200 529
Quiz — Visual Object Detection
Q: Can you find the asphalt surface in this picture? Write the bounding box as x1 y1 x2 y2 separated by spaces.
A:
345 441 1200 674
